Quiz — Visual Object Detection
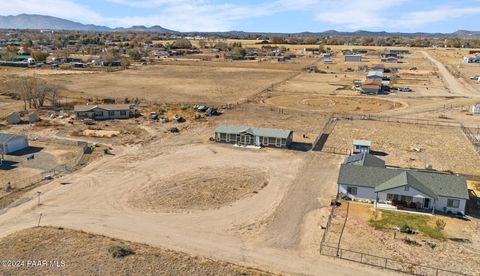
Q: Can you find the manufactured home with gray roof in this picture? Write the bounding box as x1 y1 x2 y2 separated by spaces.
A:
74 104 135 120
215 124 293 148
338 153 468 215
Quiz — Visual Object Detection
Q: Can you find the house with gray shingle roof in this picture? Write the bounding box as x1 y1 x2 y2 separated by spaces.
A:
214 124 293 148
74 104 135 120
337 153 469 215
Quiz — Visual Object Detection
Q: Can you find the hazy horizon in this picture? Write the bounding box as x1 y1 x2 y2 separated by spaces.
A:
1 0 480 33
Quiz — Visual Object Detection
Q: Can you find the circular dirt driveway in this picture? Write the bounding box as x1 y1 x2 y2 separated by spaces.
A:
128 166 269 212
267 95 405 113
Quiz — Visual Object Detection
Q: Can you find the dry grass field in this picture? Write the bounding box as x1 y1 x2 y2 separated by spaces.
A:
0 226 274 276
323 203 480 275
49 63 297 104
324 120 480 175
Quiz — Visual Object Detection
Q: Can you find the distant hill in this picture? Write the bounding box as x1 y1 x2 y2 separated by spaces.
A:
0 14 176 33
0 14 479 38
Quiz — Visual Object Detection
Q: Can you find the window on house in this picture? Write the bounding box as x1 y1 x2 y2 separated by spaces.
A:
347 186 357 196
447 199 460 208
120 111 127 116
94 111 103 117
404 186 409 191
108 111 115 116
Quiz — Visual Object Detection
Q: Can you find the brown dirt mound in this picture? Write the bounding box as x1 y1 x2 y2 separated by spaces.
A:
0 227 274 275
129 166 269 211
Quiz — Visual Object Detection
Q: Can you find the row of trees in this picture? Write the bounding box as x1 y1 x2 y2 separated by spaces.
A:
9 76 62 109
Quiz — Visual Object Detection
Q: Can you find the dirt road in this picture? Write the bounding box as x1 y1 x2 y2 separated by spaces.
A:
422 51 479 98
0 140 395 275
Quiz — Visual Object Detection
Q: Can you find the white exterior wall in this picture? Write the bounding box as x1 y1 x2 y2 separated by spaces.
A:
338 184 376 201
377 186 432 207
436 197 466 214
4 136 28 153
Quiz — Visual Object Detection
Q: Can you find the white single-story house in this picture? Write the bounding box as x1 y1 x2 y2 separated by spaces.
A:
472 103 480 114
74 104 135 120
353 140 371 154
337 153 469 215
0 133 29 154
215 124 293 148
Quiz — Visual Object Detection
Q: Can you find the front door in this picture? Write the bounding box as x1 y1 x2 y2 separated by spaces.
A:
245 135 250 145
424 198 431 209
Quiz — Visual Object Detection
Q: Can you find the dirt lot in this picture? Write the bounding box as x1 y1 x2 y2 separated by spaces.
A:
324 120 480 175
0 139 83 192
266 94 403 114
323 203 480 275
129 166 269 211
0 226 274 276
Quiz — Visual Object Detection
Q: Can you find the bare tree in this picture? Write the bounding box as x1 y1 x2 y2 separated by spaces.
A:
9 76 62 109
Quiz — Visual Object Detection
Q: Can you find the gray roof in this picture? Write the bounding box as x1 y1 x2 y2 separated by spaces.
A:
0 132 27 145
338 157 469 200
367 71 384 78
215 124 292 139
344 153 385 168
74 104 132 112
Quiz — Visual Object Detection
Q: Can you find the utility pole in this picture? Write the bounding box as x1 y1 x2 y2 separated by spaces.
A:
37 191 42 206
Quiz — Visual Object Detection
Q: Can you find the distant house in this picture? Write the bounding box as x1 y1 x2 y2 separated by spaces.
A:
370 64 385 72
337 153 469 215
360 84 382 95
0 133 29 154
324 58 333 64
27 112 39 123
366 71 384 80
74 104 135 120
344 54 362 62
353 140 371 154
214 124 293 148
464 55 480 63
381 57 398 63
6 112 21 125
472 103 480 114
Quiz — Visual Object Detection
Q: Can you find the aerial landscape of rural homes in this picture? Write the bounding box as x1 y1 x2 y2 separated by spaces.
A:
0 4 480 276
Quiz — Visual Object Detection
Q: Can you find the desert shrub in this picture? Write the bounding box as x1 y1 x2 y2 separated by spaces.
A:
435 219 446 232
108 244 135 258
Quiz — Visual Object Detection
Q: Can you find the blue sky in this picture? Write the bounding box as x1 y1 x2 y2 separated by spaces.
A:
1 0 480 32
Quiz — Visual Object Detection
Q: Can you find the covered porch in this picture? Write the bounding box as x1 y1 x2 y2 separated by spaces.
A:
375 192 437 214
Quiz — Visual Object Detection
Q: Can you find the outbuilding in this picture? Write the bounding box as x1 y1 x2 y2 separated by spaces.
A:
6 112 21 125
472 103 480 114
215 124 293 148
344 54 362 62
0 133 29 154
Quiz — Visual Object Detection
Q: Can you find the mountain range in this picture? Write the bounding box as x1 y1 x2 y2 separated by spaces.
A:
0 14 175 33
1 14 480 38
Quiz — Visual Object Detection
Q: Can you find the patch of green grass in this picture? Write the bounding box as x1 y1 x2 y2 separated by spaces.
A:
370 210 445 240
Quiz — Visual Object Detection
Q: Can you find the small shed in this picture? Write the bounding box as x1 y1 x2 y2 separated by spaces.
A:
0 133 29 154
472 103 480 114
353 140 371 154
28 112 40 123
6 112 21 125
345 55 362 62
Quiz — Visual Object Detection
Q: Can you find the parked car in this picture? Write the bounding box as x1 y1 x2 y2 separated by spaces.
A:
149 112 158 120
169 127 179 133
159 117 168 123
174 114 185 122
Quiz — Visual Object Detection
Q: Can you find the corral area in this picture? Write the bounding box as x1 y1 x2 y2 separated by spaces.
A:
324 120 480 175
0 226 274 276
322 203 480 275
